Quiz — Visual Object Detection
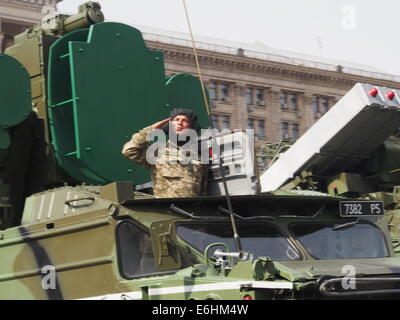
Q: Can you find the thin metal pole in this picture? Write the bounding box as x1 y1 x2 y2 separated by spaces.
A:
181 0 242 252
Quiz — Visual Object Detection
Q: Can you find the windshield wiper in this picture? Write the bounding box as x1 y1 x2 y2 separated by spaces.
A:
218 206 276 220
278 205 325 219
333 219 359 230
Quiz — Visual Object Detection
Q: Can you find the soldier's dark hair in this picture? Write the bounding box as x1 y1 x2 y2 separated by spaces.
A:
169 108 200 133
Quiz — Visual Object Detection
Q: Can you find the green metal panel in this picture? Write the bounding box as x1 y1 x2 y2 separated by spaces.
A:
70 22 167 185
47 29 100 184
48 22 210 186
0 54 31 128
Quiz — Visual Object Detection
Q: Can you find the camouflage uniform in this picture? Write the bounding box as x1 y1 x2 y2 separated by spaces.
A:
122 126 207 198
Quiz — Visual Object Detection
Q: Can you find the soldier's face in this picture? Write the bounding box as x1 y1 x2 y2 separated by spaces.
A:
172 115 190 133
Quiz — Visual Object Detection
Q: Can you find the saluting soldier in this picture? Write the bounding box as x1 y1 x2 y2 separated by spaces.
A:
122 108 208 198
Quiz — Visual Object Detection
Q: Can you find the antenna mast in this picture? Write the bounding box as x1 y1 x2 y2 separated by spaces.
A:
181 0 242 252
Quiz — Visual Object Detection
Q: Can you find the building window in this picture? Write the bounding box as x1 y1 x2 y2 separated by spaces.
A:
321 97 329 113
247 118 254 130
222 115 230 129
256 89 265 106
220 83 229 101
209 82 217 100
246 88 254 105
280 91 297 111
258 120 265 137
208 82 232 103
211 114 219 129
116 221 157 279
292 123 299 139
312 96 330 116
282 122 300 140
282 122 289 140
289 93 297 111
312 99 319 114
279 93 287 109
247 87 267 106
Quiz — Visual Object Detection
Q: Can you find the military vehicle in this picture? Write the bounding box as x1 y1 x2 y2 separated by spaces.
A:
1 2 400 300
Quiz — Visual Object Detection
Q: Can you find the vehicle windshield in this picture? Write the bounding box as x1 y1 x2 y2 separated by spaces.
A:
291 221 389 259
177 222 301 261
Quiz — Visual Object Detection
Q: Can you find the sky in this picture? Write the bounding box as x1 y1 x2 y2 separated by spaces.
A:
58 0 400 77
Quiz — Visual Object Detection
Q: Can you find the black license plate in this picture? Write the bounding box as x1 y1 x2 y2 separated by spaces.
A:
339 201 384 217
